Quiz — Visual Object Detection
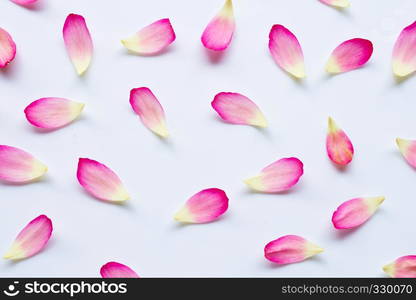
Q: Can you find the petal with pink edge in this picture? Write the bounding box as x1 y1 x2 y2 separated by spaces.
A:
269 25 306 79
121 19 176 55
24 98 85 129
211 92 267 127
393 21 416 77
264 235 324 265
0 28 16 68
10 0 38 5
326 39 373 74
326 117 354 165
201 0 235 51
77 158 129 203
63 14 93 75
174 188 229 223
332 196 384 229
383 256 416 278
100 262 139 278
244 157 303 193
130 87 169 138
0 145 47 183
319 0 350 8
4 215 52 260
396 138 416 168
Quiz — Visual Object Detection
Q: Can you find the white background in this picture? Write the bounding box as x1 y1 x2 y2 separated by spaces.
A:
0 0 415 277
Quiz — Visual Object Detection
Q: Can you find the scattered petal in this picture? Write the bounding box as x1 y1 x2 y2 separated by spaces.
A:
264 235 324 265
100 262 139 278
77 158 129 203
244 157 303 193
326 117 354 165
0 145 47 183
10 0 38 5
63 13 93 75
0 27 16 68
121 18 176 55
396 138 416 168
174 188 229 223
269 25 306 79
332 196 385 229
201 0 235 51
130 87 169 138
383 256 416 278
326 38 373 74
4 215 52 260
393 21 416 77
211 92 267 127
319 0 350 8
24 98 85 129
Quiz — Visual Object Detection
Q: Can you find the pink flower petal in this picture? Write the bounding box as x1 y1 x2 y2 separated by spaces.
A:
332 196 385 229
63 14 93 75
24 98 85 129
319 0 350 8
244 157 304 193
211 92 267 127
121 18 176 55
383 256 416 278
77 158 129 203
393 21 416 77
269 25 306 79
0 27 16 68
264 235 324 265
174 188 229 223
397 138 416 168
326 39 373 74
129 87 169 138
4 215 52 260
326 117 354 165
0 145 47 183
10 0 38 5
100 262 139 278
201 0 235 51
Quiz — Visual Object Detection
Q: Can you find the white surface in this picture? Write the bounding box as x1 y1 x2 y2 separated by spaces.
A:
0 0 415 277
